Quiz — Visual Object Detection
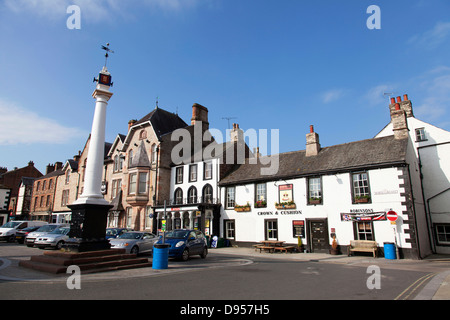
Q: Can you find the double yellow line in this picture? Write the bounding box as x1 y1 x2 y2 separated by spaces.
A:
394 272 436 300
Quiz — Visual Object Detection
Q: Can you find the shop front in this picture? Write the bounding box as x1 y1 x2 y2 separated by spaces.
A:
153 204 221 239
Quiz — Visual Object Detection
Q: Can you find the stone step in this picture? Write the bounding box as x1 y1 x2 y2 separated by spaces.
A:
19 260 67 274
30 252 140 266
19 249 152 274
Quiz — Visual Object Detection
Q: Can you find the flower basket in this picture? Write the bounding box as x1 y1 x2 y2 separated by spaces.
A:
309 198 322 205
254 200 267 208
275 202 296 210
234 204 251 212
354 196 370 204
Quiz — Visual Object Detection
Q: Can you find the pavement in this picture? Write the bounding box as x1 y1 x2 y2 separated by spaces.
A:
1 246 449 300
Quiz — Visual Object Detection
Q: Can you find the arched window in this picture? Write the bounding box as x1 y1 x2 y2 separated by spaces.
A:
203 184 213 203
187 186 197 204
174 188 183 205
139 129 147 140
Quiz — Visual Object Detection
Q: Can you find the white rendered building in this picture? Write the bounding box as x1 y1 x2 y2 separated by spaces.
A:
377 94 450 254
219 103 432 259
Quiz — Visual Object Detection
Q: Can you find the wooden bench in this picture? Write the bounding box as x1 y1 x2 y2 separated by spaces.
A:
254 245 275 253
347 240 378 258
273 246 296 253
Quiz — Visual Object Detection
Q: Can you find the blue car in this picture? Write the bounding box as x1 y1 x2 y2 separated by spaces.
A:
157 229 208 261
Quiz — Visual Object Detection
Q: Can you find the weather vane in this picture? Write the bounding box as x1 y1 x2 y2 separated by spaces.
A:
101 43 114 67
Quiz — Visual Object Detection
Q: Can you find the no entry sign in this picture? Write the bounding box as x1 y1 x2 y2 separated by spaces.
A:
386 211 398 222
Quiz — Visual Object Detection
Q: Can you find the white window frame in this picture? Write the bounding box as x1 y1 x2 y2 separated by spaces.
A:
226 186 235 209
129 173 137 195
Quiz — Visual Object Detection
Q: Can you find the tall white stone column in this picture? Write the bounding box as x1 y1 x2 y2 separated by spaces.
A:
66 63 114 252
73 67 113 206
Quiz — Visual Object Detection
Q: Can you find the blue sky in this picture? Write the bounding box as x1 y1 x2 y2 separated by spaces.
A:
1 0 450 174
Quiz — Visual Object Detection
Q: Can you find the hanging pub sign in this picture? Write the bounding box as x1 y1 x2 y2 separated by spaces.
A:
340 211 386 221
279 184 293 203
292 220 305 238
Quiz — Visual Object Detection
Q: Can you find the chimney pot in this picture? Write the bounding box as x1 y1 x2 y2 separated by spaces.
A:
310 125 314 133
390 97 395 104
395 103 400 110
396 96 401 103
403 94 408 101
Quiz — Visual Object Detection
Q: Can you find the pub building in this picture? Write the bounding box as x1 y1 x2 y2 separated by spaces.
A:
219 118 432 259
152 105 252 238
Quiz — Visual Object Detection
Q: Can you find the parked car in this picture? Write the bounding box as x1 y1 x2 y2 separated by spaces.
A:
25 223 69 247
34 227 70 250
15 226 41 244
109 231 158 255
0 221 47 242
105 228 133 240
157 229 208 261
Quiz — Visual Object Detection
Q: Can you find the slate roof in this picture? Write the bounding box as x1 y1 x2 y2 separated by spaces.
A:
109 190 124 212
219 135 408 186
133 107 188 139
129 140 151 168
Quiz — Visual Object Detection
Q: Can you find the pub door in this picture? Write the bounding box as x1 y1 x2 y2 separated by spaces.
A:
308 219 329 253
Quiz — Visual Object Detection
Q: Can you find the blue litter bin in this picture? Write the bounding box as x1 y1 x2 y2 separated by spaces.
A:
384 242 397 260
152 243 170 269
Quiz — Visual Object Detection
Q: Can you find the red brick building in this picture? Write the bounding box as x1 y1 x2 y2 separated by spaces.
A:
0 161 43 219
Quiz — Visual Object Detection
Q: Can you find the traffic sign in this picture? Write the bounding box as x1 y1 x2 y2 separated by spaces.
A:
386 211 398 222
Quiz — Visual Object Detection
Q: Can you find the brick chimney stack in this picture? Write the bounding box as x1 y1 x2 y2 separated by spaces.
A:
306 125 321 156
73 150 81 163
390 103 409 139
253 147 261 158
191 103 209 132
55 162 63 171
46 163 55 175
230 123 244 143
128 119 137 131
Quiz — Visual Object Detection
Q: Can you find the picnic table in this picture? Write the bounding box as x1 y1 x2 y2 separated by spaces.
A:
253 240 296 253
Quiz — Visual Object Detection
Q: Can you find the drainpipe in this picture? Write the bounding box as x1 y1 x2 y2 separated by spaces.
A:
152 145 160 234
406 164 422 259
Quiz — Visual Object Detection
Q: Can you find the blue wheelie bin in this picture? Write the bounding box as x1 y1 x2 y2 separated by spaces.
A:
384 242 397 260
153 243 170 269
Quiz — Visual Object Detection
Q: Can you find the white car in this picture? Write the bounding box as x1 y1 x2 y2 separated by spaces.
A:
0 221 47 242
34 227 70 250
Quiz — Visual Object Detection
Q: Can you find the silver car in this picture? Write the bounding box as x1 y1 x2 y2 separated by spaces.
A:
34 227 70 250
25 223 69 247
109 231 158 255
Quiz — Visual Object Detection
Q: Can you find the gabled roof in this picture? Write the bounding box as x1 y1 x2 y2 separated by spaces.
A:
136 107 187 137
122 107 188 151
62 159 79 172
219 135 408 186
107 134 127 157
